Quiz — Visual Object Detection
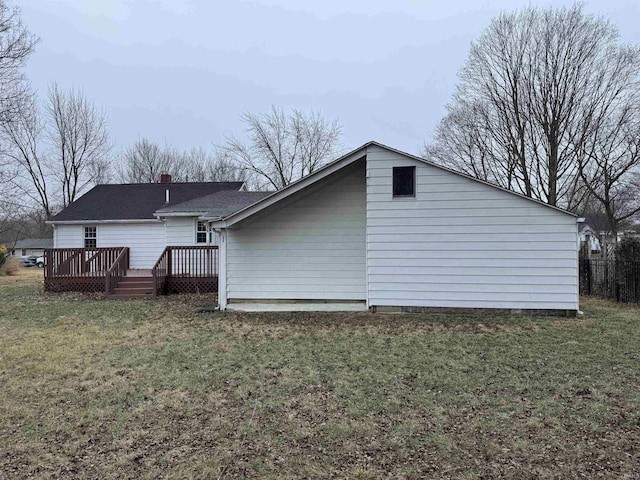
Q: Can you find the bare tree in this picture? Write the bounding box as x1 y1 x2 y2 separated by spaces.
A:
182 147 246 183
118 141 251 185
47 83 111 207
577 105 640 238
207 152 248 184
425 5 640 209
1 93 51 215
117 138 183 183
0 1 37 127
2 85 112 216
222 106 342 189
0 1 38 218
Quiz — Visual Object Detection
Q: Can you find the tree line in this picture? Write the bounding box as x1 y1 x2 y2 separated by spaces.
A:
0 2 342 242
425 5 640 238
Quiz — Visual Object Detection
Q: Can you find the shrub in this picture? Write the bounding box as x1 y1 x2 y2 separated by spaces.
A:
0 246 20 276
0 244 7 268
0 256 20 276
615 237 640 263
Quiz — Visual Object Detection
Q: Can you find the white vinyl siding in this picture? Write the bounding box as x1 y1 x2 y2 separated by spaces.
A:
226 160 366 301
365 145 579 311
54 224 83 248
165 217 195 245
96 223 166 269
53 222 165 269
165 217 220 246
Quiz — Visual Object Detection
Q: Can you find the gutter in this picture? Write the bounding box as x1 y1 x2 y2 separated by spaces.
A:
47 219 164 225
153 211 210 218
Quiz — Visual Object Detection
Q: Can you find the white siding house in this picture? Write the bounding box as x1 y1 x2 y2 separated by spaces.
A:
49 181 247 271
48 142 580 313
54 222 166 269
212 142 580 314
53 220 217 269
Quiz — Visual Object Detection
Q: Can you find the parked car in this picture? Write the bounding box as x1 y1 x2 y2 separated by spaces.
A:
36 256 45 268
21 255 37 267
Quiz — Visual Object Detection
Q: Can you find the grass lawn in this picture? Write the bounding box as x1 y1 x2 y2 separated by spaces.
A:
0 268 639 479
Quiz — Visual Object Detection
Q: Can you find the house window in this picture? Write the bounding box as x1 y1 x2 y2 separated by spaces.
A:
393 166 416 197
196 221 208 244
84 226 97 248
21 249 26 256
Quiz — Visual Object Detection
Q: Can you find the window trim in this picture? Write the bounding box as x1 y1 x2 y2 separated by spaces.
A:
83 226 97 249
196 220 208 244
392 166 416 198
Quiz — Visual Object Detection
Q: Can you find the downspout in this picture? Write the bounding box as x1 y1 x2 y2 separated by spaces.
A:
213 227 227 310
576 217 585 315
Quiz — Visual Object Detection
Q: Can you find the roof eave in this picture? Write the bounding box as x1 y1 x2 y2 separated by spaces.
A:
154 211 208 217
47 219 164 225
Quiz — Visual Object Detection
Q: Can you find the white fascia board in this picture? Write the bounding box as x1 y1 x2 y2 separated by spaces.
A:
47 219 163 225
154 211 208 218
210 220 227 229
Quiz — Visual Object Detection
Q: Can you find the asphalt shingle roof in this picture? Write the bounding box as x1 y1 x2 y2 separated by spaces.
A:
155 190 272 218
49 182 245 221
13 238 53 249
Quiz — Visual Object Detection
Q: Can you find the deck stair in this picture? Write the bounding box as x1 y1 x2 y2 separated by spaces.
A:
110 270 154 299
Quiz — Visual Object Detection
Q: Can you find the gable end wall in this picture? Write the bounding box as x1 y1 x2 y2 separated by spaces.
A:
365 145 579 311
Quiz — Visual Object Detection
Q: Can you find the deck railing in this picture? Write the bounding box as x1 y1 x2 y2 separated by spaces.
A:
105 248 130 297
45 245 218 296
152 246 170 295
169 245 219 277
152 246 219 295
45 247 126 278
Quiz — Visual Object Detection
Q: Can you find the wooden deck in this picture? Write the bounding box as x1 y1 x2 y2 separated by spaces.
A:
44 247 219 297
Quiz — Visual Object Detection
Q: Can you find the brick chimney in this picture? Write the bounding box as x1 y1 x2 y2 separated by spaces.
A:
160 173 172 184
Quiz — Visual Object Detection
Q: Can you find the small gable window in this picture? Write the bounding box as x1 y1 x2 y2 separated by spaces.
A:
196 221 208 244
393 166 416 197
84 226 97 248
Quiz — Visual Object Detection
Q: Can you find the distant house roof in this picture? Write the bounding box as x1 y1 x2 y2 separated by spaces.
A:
14 238 53 249
155 190 272 218
49 182 245 222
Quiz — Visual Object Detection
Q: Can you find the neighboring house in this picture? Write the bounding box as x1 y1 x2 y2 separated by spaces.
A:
48 142 581 314
578 224 601 255
9 238 53 257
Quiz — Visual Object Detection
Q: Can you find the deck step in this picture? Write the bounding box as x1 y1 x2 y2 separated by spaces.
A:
110 275 155 299
116 281 154 288
113 284 153 293
119 276 154 284
109 293 154 299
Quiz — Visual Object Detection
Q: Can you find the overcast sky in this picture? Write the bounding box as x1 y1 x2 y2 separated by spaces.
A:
21 0 640 156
